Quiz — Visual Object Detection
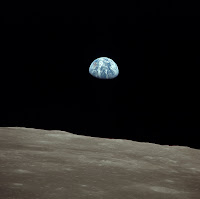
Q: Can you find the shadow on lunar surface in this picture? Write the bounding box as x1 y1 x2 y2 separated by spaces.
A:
0 127 200 199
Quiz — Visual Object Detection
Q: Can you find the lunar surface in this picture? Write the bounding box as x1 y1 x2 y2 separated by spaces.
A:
0 127 200 199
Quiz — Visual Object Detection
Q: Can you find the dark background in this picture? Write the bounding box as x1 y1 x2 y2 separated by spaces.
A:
0 3 200 149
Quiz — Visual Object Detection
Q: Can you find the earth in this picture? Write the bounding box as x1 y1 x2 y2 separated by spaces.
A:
89 57 119 79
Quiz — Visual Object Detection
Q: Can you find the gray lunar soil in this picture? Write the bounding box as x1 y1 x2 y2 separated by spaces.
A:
0 127 200 199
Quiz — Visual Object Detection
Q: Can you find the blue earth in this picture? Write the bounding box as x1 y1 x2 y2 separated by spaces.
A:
89 57 119 79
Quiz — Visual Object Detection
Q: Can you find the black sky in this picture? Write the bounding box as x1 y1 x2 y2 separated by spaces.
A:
0 3 200 149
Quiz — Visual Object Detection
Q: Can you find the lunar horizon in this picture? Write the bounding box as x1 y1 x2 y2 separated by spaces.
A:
0 127 200 199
